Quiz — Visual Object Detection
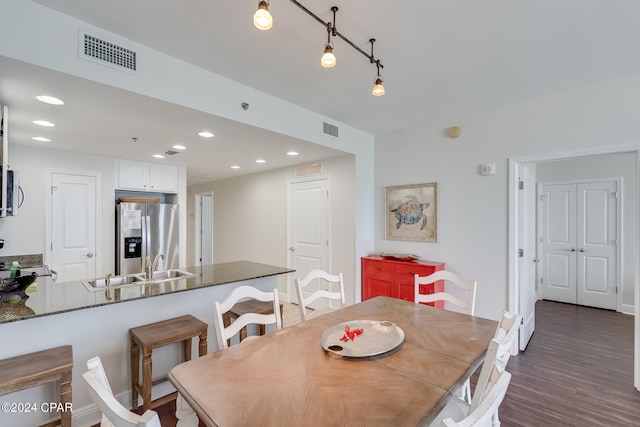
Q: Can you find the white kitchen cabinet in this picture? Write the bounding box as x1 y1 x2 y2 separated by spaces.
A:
117 159 178 193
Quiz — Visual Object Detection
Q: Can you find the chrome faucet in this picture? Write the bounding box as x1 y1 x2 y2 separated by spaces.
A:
145 254 165 280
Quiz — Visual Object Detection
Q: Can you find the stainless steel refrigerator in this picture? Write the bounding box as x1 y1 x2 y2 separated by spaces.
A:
116 203 179 275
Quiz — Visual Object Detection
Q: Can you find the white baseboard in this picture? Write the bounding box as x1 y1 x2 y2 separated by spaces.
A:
621 303 635 315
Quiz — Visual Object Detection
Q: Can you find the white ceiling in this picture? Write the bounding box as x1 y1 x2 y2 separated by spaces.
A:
3 0 640 184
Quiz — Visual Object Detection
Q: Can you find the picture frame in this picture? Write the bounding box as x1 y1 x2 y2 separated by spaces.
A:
385 182 438 242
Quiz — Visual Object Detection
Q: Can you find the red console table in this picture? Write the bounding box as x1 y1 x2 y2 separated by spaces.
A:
361 256 445 306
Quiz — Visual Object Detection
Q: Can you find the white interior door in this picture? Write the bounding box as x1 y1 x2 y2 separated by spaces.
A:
288 178 330 304
518 164 536 350
541 180 618 310
195 193 214 266
576 181 618 309
50 172 97 282
541 184 577 304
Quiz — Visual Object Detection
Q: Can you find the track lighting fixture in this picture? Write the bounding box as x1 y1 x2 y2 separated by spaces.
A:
321 23 336 68
370 40 385 96
251 1 386 96
253 0 273 31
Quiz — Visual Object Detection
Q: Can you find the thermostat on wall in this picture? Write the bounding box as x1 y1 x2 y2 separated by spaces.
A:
480 163 496 176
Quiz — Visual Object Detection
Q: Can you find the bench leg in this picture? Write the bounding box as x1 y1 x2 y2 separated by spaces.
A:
131 338 140 410
59 368 72 427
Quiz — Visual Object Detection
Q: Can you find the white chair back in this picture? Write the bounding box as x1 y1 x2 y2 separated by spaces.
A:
212 285 282 350
83 356 161 427
442 371 512 427
469 311 522 415
295 269 345 321
414 270 477 315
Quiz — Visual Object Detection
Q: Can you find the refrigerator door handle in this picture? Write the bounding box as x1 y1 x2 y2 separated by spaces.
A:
141 215 147 264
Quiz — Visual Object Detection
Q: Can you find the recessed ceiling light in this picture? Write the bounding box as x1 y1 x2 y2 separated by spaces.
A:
33 120 55 127
172 144 187 150
198 131 214 138
35 95 64 105
256 159 266 163
152 154 165 159
231 165 240 169
287 151 299 156
32 136 51 142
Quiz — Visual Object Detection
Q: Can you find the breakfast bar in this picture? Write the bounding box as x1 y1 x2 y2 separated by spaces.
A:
0 261 293 427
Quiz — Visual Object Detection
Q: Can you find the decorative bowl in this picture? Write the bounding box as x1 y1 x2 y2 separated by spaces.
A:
0 272 38 302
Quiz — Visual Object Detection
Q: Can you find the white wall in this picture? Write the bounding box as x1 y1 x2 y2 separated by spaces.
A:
375 73 640 321
536 153 636 309
187 154 357 304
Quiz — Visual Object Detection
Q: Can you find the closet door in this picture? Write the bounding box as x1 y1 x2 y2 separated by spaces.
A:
576 181 617 309
541 180 618 309
541 184 577 304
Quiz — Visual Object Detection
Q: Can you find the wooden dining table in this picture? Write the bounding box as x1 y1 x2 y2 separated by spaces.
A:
168 296 497 427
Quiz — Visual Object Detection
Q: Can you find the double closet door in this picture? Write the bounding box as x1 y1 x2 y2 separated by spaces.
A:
540 180 619 310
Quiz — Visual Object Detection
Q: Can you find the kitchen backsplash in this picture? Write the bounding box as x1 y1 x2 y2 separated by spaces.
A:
0 253 43 269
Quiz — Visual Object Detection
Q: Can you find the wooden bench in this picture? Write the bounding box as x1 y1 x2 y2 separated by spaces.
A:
0 345 73 427
130 315 207 412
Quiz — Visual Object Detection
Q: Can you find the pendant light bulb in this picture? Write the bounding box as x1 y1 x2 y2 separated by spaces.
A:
372 77 385 96
321 45 336 68
254 1 273 30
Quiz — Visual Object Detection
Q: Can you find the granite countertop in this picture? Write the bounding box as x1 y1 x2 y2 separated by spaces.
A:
0 261 294 324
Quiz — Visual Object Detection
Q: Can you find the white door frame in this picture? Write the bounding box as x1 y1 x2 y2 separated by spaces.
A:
45 168 102 276
508 143 640 391
194 191 214 266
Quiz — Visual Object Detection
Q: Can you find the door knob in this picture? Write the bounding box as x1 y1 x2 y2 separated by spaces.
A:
85 252 94 258
569 247 576 252
288 247 295 252
579 248 586 253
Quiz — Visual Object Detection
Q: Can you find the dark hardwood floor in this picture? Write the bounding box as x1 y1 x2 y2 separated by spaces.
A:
496 300 640 427
107 300 639 427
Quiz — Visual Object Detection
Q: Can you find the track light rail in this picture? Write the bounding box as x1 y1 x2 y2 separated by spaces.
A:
288 0 384 70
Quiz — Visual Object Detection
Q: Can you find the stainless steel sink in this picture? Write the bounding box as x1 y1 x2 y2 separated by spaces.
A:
82 269 195 292
81 274 144 291
136 269 195 281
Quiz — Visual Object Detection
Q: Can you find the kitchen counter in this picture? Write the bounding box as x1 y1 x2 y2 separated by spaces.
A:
0 260 294 427
0 260 294 324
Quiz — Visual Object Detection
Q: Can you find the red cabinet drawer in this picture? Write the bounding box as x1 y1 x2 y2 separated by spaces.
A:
361 257 445 303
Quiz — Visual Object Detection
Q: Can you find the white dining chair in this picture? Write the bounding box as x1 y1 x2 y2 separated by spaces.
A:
414 270 477 315
423 310 521 427
212 285 282 350
295 269 345 321
441 370 512 427
415 269 478 403
469 311 521 424
83 356 161 427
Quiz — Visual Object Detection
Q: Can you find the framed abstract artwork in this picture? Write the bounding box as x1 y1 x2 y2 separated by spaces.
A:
385 182 438 242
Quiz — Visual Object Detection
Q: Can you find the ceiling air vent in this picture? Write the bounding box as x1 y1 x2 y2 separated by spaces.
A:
79 32 138 73
323 122 339 138
164 149 179 156
295 163 322 177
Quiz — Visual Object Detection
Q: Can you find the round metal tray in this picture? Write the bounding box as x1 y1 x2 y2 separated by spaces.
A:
321 320 405 357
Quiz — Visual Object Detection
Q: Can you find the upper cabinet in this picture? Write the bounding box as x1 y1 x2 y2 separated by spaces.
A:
117 160 178 193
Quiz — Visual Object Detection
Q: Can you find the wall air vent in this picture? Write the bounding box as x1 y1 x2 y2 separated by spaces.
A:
79 31 138 73
295 163 323 177
322 122 339 138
